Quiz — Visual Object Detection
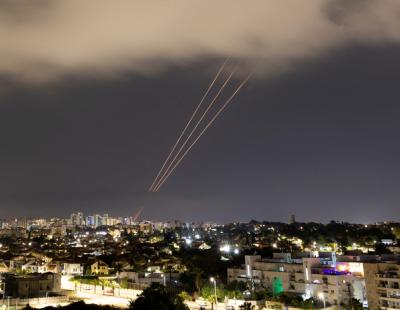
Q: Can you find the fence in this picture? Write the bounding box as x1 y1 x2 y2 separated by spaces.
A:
0 296 69 309
70 283 141 299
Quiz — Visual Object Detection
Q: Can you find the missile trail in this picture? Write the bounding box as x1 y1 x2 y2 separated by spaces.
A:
154 73 252 192
148 60 228 192
151 68 236 192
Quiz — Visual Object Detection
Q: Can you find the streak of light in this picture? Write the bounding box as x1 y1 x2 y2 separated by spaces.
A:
132 206 144 222
148 60 228 192
154 73 252 191
151 68 236 192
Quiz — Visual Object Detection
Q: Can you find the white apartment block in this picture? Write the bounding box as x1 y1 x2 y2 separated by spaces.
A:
228 253 366 307
364 262 400 310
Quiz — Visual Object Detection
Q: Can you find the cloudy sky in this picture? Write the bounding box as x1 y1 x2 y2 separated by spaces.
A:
0 0 400 222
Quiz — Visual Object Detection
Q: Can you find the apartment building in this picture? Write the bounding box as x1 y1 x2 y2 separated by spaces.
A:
62 263 84 276
2 273 61 298
364 262 400 310
227 253 366 307
90 259 110 275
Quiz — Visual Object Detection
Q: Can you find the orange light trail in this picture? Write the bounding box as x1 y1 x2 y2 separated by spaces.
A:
153 73 252 192
151 68 236 192
148 60 228 192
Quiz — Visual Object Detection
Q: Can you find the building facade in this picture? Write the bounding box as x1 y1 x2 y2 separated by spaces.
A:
3 273 61 298
228 253 366 307
364 262 400 310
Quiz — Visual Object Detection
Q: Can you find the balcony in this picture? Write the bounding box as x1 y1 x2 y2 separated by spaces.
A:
377 273 400 280
378 286 400 291
379 298 400 309
380 296 400 301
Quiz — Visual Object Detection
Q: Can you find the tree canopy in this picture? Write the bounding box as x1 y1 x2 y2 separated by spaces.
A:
129 283 189 310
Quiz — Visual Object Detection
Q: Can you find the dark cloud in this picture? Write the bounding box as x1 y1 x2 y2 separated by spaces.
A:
1 0 400 83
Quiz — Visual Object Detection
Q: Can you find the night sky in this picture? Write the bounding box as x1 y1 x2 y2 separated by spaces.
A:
1 1 400 223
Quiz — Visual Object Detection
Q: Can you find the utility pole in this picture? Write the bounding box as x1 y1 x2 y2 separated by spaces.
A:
210 277 217 310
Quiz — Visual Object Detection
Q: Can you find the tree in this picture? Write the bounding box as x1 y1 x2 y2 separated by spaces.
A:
178 291 192 301
393 227 400 240
200 283 225 303
225 280 247 299
200 284 217 304
179 271 197 293
129 283 189 310
239 302 255 310
375 242 392 254
341 298 363 310
351 298 364 310
226 280 247 292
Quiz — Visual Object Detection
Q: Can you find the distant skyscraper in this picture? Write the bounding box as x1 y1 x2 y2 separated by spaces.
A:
94 214 102 228
86 215 95 227
70 212 84 226
102 214 109 226
289 214 296 224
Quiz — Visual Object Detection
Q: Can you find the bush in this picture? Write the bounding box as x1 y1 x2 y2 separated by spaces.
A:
129 283 189 310
179 291 192 301
23 301 118 309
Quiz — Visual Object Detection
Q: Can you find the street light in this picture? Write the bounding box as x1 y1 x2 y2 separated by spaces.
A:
318 292 326 309
210 277 217 309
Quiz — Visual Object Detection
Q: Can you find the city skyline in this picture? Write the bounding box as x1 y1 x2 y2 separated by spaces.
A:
0 1 400 223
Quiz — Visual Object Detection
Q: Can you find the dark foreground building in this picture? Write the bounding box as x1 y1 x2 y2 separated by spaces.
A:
2 273 61 298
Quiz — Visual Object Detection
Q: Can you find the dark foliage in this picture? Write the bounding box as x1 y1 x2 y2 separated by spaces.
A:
23 301 118 309
129 283 189 310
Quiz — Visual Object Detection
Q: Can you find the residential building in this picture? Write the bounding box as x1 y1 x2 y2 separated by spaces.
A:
139 222 153 234
364 262 400 310
86 216 95 227
90 260 110 275
70 212 84 226
38 261 62 274
0 261 9 273
2 273 61 298
118 271 178 289
62 263 84 276
228 253 366 307
21 260 39 273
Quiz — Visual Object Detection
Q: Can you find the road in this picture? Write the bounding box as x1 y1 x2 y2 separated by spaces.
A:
73 291 131 308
